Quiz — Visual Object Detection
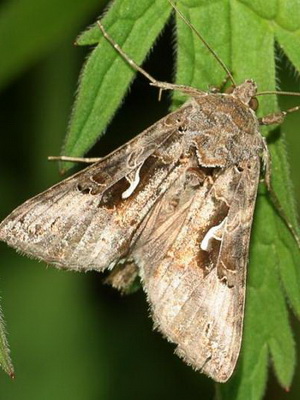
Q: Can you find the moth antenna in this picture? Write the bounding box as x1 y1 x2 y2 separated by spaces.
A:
168 0 236 87
256 90 300 97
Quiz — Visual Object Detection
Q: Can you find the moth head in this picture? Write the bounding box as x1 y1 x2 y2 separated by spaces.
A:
229 79 259 110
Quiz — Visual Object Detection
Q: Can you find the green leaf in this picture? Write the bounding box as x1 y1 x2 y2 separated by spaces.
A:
62 0 299 397
0 304 14 378
63 0 172 171
0 0 104 90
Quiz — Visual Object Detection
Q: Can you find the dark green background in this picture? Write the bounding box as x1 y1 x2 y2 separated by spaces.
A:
0 0 299 399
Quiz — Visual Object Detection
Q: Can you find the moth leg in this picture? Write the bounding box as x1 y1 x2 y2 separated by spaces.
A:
259 105 300 126
260 138 271 189
97 21 158 85
265 181 300 248
48 156 102 163
97 21 206 98
150 81 206 96
209 73 234 93
258 134 300 248
105 262 139 294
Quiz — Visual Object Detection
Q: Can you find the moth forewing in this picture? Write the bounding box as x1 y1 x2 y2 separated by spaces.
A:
133 155 261 382
0 103 194 271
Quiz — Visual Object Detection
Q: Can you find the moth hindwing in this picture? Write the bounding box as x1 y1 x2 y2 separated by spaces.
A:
0 4 298 384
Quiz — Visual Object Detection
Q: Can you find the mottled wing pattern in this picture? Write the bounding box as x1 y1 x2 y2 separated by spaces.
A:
0 105 193 271
133 155 260 382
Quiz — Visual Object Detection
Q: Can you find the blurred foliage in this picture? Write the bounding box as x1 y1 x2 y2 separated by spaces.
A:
0 0 299 399
0 0 103 89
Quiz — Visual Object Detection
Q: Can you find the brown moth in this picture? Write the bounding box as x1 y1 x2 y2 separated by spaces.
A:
0 2 298 383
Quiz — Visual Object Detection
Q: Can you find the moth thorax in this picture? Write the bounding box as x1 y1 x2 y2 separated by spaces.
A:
232 80 257 106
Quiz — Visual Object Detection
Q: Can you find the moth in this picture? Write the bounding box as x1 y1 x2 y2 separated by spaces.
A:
0 2 299 383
